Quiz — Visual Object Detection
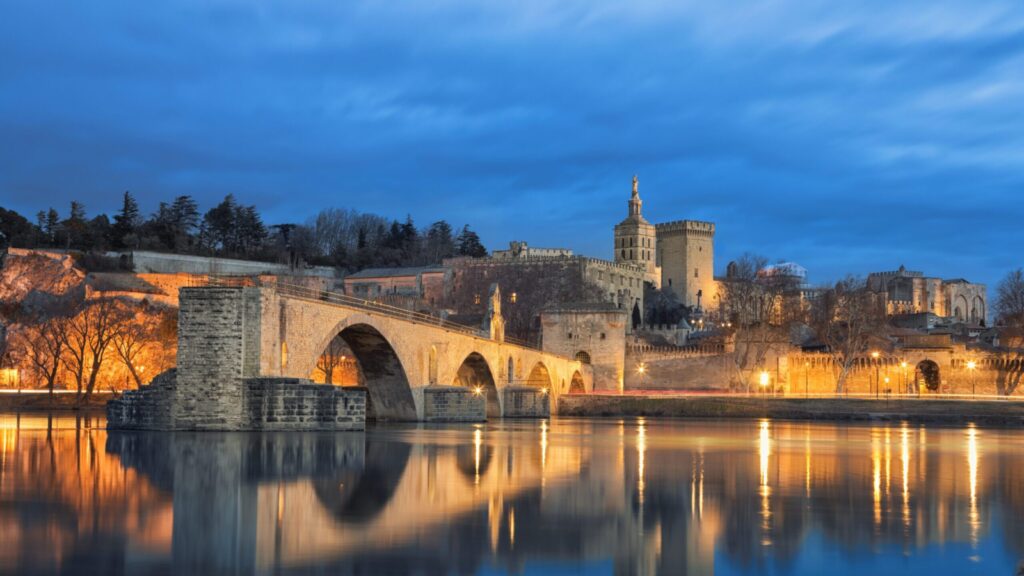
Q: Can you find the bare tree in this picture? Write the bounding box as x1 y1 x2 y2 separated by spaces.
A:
112 304 156 388
19 319 66 395
719 254 802 391
315 335 350 385
60 306 89 397
992 269 1024 395
810 276 887 393
81 298 123 401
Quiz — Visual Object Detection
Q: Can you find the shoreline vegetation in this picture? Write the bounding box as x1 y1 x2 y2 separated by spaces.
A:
559 394 1024 426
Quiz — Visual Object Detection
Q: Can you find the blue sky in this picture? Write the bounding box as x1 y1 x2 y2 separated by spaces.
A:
2 1 1023 288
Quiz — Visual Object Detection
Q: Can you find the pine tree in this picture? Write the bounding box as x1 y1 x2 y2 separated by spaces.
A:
112 191 141 249
456 225 487 257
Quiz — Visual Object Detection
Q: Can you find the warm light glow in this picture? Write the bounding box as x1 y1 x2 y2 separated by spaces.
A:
900 361 908 369
759 371 770 388
967 426 980 546
967 360 977 371
539 387 549 395
636 363 646 375
871 351 880 359
758 420 772 544
473 428 483 485
473 386 484 396
637 419 647 505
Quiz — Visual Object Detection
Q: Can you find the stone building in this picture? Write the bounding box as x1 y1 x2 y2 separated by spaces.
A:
343 266 450 306
540 303 627 392
613 176 717 310
445 255 647 329
492 241 573 259
867 266 987 325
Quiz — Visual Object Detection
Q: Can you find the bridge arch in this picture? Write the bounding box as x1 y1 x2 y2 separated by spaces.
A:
525 361 552 389
308 317 417 421
916 359 941 392
452 352 501 417
569 371 586 394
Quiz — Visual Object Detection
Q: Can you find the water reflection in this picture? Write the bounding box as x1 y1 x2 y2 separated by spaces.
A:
1 413 1023 575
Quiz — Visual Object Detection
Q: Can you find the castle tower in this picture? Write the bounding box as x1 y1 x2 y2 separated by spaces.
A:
656 219 716 310
613 176 659 286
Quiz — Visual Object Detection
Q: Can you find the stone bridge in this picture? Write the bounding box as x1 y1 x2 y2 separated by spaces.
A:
109 284 590 429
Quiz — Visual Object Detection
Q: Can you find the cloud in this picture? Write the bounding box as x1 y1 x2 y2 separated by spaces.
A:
1 0 1022 288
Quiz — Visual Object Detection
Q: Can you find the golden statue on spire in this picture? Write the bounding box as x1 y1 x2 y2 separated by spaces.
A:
632 174 638 196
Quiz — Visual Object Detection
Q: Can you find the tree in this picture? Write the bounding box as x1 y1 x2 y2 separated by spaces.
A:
79 297 122 401
112 304 156 388
456 225 487 257
718 254 802 391
424 220 456 264
992 269 1024 395
315 335 350 385
810 276 887 393
19 318 66 395
111 191 141 249
200 194 238 254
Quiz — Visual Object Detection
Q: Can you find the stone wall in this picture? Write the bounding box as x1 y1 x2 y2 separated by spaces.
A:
540 306 625 393
502 386 550 418
624 352 734 391
106 370 176 430
422 386 486 422
243 378 365 431
173 287 248 429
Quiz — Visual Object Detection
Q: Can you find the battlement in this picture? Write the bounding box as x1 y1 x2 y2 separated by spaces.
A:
655 219 715 236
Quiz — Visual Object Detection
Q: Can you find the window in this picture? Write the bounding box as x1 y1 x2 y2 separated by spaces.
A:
694 268 699 278
510 292 517 303
600 333 606 340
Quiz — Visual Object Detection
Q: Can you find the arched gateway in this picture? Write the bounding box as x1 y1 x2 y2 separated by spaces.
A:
108 285 591 430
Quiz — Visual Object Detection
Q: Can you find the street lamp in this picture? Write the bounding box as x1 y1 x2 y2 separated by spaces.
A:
871 351 880 399
759 370 770 397
967 360 977 398
900 361 908 395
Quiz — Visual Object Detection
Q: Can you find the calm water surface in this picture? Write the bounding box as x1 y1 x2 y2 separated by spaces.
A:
1 413 1022 575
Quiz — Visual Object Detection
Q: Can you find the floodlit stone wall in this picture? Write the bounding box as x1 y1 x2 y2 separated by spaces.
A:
243 378 365 431
422 386 486 422
502 386 550 418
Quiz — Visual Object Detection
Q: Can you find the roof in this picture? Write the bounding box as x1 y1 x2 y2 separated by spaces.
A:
346 266 447 280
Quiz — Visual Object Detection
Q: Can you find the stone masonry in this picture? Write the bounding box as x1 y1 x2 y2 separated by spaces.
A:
108 287 365 431
422 386 486 422
502 386 551 418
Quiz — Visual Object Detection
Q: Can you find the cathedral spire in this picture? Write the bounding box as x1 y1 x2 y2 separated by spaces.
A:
628 175 642 217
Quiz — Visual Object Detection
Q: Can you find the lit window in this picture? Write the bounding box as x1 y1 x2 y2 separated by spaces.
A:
510 292 517 303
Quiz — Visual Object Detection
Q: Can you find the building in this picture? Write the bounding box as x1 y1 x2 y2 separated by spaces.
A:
613 176 660 286
867 266 987 325
343 266 450 306
492 241 573 259
613 176 717 309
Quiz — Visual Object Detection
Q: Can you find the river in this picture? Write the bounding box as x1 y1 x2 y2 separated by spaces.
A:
0 413 1021 575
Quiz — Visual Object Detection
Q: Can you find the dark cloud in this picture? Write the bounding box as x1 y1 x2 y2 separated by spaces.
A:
1 0 1022 288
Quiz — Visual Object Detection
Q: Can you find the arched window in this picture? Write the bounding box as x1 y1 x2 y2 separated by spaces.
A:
575 351 592 364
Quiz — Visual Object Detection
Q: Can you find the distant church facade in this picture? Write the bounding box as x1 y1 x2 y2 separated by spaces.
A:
613 176 716 309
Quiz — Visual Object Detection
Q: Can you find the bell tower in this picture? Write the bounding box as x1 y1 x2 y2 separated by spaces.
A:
613 176 659 286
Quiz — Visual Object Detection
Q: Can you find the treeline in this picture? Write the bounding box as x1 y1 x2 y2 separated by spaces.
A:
0 192 489 270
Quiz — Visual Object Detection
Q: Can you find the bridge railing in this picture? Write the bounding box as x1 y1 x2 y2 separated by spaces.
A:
201 276 547 351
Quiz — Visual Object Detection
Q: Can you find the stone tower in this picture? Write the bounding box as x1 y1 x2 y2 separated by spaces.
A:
613 176 659 285
656 220 716 310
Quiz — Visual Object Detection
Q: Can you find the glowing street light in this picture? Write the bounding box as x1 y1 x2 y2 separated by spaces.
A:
539 387 549 396
967 360 977 397
473 386 484 396
759 370 770 396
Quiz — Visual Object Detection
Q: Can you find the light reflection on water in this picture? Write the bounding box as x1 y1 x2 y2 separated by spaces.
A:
0 412 1022 575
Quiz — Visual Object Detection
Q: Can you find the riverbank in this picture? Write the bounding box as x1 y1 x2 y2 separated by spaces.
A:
0 392 114 411
559 394 1024 426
